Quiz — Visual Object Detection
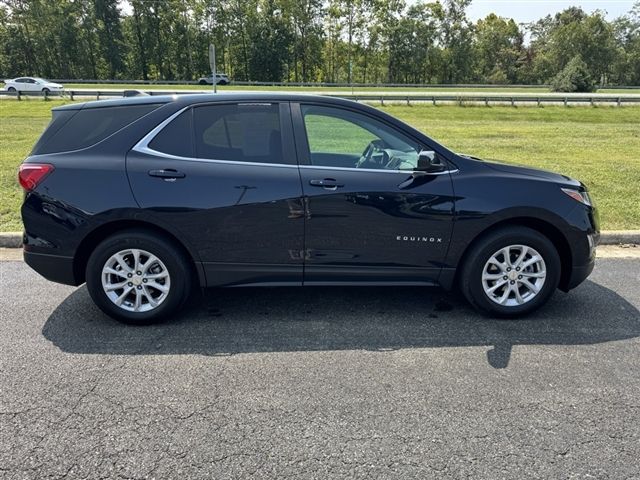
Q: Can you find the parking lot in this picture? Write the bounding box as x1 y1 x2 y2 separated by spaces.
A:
1 251 639 479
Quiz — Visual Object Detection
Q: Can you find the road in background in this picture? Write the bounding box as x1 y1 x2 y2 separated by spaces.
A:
1 254 639 478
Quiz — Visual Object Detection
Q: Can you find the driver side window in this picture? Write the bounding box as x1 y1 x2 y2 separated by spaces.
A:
301 105 421 171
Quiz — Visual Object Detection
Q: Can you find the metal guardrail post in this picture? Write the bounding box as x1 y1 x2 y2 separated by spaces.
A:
69 91 74 101
380 96 384 106
564 97 568 106
432 97 436 106
43 90 48 101
17 91 21 101
618 97 622 107
406 96 410 106
537 97 541 107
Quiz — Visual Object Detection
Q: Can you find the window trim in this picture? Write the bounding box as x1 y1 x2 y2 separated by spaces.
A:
133 102 297 167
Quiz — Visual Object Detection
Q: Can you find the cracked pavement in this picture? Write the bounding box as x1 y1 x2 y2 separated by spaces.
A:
1 256 639 479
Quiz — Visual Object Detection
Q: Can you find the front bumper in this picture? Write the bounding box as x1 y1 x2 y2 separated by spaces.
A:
564 257 596 291
23 250 79 286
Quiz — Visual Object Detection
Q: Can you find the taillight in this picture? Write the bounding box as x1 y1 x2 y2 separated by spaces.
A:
18 163 54 191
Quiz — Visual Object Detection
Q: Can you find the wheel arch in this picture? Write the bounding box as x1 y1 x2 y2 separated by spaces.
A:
73 220 205 286
451 216 573 292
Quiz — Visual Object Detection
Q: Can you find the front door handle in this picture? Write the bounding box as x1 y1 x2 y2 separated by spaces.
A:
148 169 186 180
309 178 344 190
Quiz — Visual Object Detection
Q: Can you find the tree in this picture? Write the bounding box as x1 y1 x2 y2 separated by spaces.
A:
474 14 525 84
550 55 595 92
529 8 618 85
441 0 474 83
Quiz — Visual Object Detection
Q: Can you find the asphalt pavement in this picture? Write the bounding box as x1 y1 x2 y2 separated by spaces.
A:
1 254 639 479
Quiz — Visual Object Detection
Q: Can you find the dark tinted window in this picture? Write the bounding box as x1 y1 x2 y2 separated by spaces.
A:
36 104 161 154
193 103 283 164
148 109 194 158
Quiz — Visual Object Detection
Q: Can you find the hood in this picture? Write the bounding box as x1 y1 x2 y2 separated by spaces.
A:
459 153 582 189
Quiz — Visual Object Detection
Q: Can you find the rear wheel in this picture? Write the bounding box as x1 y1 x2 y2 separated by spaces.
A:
198 79 207 85
459 226 561 317
86 230 192 324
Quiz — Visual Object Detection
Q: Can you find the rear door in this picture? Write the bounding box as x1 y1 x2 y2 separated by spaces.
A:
292 102 455 284
127 101 305 286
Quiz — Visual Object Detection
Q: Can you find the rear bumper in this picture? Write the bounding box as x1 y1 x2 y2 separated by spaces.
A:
23 250 80 286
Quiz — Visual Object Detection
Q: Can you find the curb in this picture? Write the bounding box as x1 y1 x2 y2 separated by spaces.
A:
0 233 23 248
1 231 639 248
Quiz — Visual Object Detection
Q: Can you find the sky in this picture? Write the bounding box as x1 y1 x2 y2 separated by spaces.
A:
466 0 636 24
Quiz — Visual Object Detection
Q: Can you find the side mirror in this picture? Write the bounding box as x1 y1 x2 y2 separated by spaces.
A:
416 150 446 173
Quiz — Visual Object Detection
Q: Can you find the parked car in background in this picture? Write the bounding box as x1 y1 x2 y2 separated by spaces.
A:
19 93 599 324
3 77 64 93
197 73 230 85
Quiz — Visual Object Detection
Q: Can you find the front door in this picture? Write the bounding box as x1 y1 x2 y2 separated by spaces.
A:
127 102 305 286
293 103 455 284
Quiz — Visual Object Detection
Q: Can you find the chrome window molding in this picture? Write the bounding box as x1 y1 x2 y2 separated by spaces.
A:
133 106 458 175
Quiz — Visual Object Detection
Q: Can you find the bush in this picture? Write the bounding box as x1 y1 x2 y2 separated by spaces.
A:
551 55 596 92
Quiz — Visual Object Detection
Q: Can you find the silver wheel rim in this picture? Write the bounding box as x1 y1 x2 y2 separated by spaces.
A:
482 245 547 307
101 249 171 313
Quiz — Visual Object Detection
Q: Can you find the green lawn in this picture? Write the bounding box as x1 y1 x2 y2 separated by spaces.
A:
1 99 638 231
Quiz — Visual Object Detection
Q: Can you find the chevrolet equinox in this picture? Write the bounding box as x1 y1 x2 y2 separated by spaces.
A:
19 94 599 323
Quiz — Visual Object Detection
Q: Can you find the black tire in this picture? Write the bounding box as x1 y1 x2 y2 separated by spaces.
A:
86 229 193 324
459 226 561 318
198 79 207 85
42 87 50 93
8 86 16 92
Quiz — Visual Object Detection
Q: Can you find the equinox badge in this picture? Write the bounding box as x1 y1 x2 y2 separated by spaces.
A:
397 235 442 243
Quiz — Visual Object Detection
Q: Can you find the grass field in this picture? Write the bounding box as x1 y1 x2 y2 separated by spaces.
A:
1 99 638 232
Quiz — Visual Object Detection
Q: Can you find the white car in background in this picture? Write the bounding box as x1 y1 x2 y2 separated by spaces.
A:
197 73 230 85
3 77 64 93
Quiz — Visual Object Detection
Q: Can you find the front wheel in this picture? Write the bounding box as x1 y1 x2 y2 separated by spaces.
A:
198 79 207 85
8 86 16 92
86 230 193 324
459 226 561 318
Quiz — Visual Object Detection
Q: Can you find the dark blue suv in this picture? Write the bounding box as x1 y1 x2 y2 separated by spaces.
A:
19 94 599 323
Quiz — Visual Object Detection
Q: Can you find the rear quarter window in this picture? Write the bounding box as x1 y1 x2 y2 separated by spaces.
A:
33 104 161 154
147 109 194 158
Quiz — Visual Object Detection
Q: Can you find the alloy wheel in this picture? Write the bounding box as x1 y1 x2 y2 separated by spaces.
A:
481 244 547 307
101 248 171 312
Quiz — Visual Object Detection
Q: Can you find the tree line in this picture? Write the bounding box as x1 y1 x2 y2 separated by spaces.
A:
1 0 639 88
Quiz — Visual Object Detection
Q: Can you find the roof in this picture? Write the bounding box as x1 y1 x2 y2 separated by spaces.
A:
52 92 361 111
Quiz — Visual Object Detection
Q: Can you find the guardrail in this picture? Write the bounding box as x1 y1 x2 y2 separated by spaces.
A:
1 89 639 106
41 79 640 90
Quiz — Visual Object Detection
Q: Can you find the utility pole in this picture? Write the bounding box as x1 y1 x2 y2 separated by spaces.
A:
209 44 217 93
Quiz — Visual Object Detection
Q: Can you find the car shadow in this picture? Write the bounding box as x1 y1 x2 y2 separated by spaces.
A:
42 281 640 369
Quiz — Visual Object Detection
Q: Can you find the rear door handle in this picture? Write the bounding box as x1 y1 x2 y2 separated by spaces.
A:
309 178 344 190
148 169 186 180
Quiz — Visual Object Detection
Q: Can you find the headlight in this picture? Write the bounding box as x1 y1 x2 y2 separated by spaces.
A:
561 188 591 206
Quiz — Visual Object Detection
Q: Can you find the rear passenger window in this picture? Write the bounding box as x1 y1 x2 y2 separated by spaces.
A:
193 104 283 164
148 109 193 158
36 104 161 154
